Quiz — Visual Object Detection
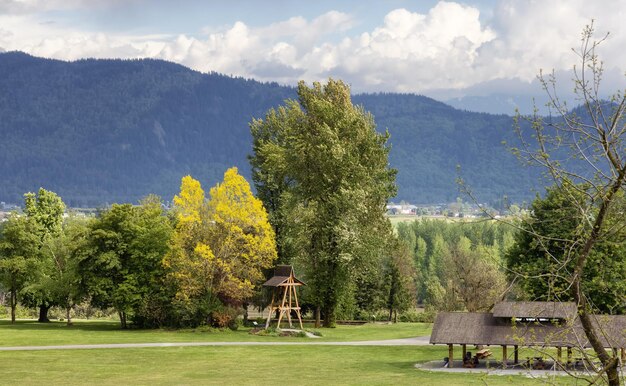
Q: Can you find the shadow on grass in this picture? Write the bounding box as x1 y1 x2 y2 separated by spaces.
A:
0 320 124 332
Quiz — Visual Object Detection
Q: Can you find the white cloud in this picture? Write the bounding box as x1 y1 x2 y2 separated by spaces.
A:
1 1 625 97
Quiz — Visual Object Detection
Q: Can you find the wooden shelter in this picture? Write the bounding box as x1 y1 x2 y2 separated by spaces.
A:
263 265 305 329
430 302 626 368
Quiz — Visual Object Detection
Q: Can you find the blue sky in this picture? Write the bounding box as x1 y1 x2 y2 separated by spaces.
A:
1 0 625 103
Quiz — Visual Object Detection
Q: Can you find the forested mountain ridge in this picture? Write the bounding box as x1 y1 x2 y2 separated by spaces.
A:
0 52 537 206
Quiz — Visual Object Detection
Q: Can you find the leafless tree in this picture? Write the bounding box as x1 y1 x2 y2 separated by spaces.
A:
511 22 626 385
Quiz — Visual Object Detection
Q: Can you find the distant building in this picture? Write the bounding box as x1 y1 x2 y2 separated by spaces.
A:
386 203 417 215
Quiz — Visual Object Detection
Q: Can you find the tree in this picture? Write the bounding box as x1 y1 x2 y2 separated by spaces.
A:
79 196 172 328
44 216 90 326
21 188 66 322
442 238 506 312
164 169 277 326
0 215 41 323
506 184 626 314
384 241 417 322
509 23 626 385
250 79 396 327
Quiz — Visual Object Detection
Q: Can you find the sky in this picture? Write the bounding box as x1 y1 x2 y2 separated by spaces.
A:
1 0 625 105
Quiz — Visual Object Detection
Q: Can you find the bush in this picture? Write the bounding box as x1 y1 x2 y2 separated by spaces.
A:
398 310 436 323
210 306 241 328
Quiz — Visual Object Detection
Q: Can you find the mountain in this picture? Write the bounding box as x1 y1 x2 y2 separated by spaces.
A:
0 52 539 207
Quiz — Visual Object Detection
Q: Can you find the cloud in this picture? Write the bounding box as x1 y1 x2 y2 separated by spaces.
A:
0 1 625 98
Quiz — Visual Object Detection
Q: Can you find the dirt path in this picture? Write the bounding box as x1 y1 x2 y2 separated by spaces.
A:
0 336 431 351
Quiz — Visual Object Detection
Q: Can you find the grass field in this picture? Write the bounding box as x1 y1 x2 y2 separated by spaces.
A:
0 320 576 385
0 320 431 346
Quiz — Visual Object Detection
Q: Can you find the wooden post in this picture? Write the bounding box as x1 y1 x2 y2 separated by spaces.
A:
514 345 519 364
293 280 304 330
462 344 467 362
502 345 507 368
286 278 293 328
276 285 289 328
567 347 572 367
557 347 562 368
448 344 454 368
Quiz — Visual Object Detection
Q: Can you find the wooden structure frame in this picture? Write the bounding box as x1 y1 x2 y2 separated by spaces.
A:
431 302 626 368
263 265 305 329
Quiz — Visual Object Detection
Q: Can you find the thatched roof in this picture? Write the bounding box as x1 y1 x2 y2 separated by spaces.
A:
430 311 626 348
492 301 577 320
262 265 305 287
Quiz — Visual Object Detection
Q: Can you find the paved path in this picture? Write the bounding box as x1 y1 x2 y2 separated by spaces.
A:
417 360 582 378
0 336 432 351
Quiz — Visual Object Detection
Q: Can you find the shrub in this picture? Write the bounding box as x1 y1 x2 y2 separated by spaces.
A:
210 306 241 328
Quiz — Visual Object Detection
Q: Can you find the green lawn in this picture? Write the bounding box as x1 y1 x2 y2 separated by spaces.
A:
0 320 580 385
0 345 574 385
0 320 431 346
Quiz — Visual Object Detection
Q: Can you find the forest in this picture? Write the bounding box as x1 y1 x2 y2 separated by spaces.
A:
0 51 538 207
4 78 623 333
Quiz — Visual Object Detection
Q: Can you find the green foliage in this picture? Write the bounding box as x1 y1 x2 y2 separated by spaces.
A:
396 219 514 311
39 216 90 324
250 79 397 326
0 214 42 322
20 188 67 321
78 197 172 328
383 241 417 321
506 184 626 314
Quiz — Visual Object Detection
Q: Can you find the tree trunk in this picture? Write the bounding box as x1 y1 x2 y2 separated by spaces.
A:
323 306 335 328
570 173 626 386
66 306 72 326
38 304 50 323
118 311 127 329
10 291 16 324
314 306 321 328
388 307 393 322
242 302 249 324
393 310 398 323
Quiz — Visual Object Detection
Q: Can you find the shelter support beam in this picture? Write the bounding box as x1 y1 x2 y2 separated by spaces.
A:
448 344 454 368
502 345 507 368
567 347 572 365
514 345 518 364
462 344 466 361
557 347 562 368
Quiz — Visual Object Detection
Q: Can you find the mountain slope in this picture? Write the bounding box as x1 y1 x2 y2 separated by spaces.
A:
0 52 538 206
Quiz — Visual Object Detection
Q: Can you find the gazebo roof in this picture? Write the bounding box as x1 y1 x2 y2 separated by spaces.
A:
262 265 305 287
492 301 577 320
430 303 626 348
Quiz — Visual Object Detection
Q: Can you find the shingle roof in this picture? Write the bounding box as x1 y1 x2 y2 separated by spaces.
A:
430 311 626 348
262 265 305 287
492 301 577 319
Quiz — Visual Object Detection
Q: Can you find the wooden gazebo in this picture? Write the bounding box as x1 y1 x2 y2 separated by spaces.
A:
430 302 626 368
263 265 305 329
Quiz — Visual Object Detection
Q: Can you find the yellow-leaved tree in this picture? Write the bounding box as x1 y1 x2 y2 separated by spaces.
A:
164 168 277 326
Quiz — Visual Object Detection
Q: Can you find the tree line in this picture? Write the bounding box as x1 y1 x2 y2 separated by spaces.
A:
0 79 416 329
0 168 277 328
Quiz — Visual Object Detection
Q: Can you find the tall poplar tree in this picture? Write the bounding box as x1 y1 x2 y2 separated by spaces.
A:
250 79 396 327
